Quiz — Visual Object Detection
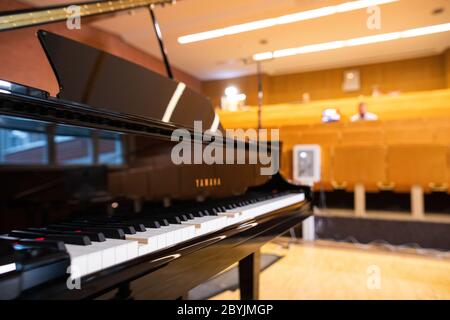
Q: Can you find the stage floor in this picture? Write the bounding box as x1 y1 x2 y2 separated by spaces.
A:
211 239 450 300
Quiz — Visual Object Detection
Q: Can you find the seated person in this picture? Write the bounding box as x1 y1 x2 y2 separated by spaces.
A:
321 108 341 123
350 102 378 122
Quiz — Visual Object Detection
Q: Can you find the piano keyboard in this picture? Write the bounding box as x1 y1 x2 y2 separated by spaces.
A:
5 192 304 279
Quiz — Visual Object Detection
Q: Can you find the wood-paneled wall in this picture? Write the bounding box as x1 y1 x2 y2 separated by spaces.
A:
202 74 271 107
203 53 449 107
445 49 450 88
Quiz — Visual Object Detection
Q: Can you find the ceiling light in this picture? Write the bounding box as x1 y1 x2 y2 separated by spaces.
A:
253 22 450 61
224 86 239 96
346 32 401 46
253 52 274 61
336 0 394 12
178 0 398 44
401 23 450 38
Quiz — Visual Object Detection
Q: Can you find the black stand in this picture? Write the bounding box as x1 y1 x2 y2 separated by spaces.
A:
256 62 263 130
238 250 260 300
148 5 174 79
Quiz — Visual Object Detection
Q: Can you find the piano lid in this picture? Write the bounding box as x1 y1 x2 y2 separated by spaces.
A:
37 30 222 132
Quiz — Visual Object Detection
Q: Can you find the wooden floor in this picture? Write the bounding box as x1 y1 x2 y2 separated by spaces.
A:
211 240 450 300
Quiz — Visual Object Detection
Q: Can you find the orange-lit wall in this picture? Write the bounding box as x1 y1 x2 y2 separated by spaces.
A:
203 53 449 107
0 0 202 96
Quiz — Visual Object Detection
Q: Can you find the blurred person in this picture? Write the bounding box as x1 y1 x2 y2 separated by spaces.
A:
372 85 381 97
302 92 311 103
322 108 341 123
351 102 378 122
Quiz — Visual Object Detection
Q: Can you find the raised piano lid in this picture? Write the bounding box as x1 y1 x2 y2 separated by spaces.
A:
37 30 222 132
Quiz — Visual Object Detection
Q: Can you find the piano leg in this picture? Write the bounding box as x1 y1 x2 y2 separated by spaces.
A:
115 283 132 300
177 292 190 300
238 250 260 300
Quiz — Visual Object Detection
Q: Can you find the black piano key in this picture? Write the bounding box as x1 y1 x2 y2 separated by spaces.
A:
9 230 91 246
47 224 79 231
84 227 125 240
167 216 182 224
0 236 67 252
179 215 189 222
101 224 136 235
75 219 139 234
66 221 136 235
18 239 67 252
73 231 105 242
159 219 170 227
140 220 161 228
27 228 106 242
44 234 91 246
59 223 126 239
9 230 45 239
167 213 189 222
194 211 204 217
129 223 146 232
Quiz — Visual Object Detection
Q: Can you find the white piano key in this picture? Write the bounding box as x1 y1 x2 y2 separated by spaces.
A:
65 244 102 276
64 192 305 277
65 248 88 278
181 216 227 234
247 194 305 218
159 228 175 246
160 225 182 243
225 194 305 220
164 224 196 242
88 241 116 268
126 231 162 247
103 238 138 262
138 243 150 256
130 228 169 249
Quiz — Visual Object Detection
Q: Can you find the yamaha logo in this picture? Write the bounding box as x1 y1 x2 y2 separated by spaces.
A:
195 178 221 188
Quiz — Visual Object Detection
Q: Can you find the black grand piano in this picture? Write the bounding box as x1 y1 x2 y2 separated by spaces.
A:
0 1 311 300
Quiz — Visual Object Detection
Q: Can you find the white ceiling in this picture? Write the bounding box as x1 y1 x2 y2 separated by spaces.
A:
21 0 450 80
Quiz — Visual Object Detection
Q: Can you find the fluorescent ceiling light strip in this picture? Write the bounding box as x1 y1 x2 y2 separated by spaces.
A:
346 32 401 46
402 23 450 38
337 0 396 12
0 80 12 89
178 0 398 44
162 82 186 123
253 22 450 61
209 113 220 133
0 263 16 275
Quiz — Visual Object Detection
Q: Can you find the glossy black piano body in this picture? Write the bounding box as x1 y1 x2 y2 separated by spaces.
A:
0 31 311 299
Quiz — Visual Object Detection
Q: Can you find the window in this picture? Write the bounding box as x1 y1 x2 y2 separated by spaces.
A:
0 116 123 166
55 125 93 165
99 136 123 165
0 116 48 164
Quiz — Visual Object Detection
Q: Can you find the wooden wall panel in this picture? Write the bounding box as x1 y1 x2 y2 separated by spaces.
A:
202 74 270 107
203 54 448 107
445 49 450 88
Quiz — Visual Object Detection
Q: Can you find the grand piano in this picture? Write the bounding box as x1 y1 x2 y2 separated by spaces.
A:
0 0 311 300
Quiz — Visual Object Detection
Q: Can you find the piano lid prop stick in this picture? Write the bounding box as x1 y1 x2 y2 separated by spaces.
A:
148 5 174 79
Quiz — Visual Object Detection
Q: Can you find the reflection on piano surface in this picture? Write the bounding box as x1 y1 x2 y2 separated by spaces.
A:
0 29 311 300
